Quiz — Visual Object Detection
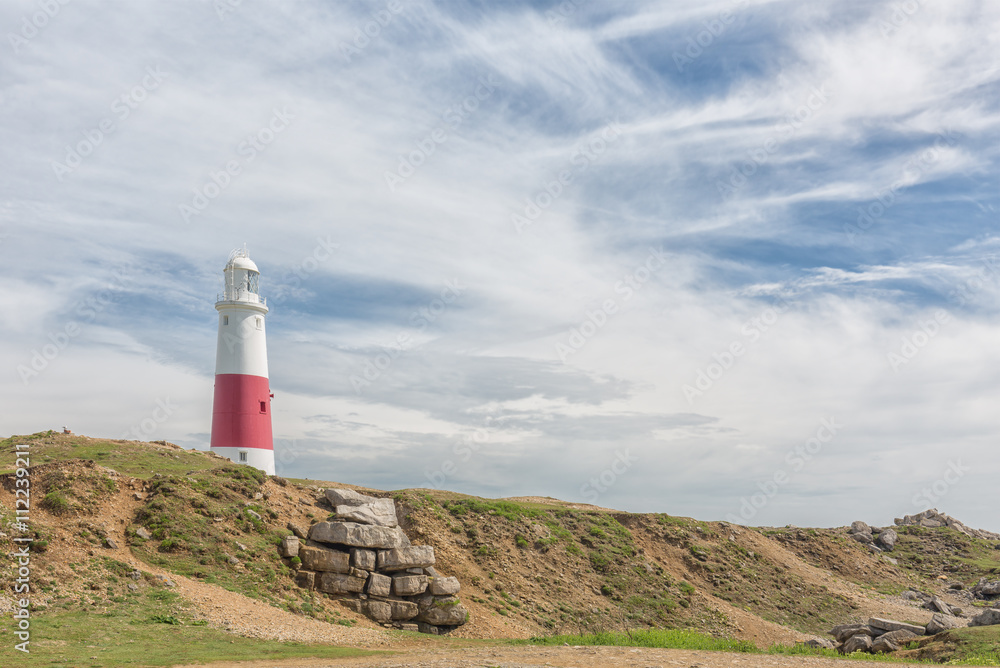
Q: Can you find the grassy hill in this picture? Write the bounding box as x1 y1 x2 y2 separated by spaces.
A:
1 431 999 666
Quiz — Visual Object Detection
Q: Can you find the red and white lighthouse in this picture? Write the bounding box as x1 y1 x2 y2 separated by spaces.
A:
210 247 274 475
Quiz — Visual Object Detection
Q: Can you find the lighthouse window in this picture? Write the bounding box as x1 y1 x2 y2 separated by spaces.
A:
239 451 248 462
256 317 262 330
222 315 229 325
259 401 267 413
247 271 259 294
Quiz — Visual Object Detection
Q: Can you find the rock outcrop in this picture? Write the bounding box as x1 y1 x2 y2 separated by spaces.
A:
828 617 929 655
894 509 1000 541
926 613 962 635
970 608 1000 627
282 488 468 634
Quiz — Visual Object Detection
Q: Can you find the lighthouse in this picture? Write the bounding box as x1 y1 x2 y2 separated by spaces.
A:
210 247 275 475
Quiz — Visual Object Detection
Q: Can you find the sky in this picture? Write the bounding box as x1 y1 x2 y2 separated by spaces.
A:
3 0 999 532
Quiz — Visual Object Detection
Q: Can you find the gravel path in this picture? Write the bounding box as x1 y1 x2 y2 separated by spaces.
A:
177 644 932 668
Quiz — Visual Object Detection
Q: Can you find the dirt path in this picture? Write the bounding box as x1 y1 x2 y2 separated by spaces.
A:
176 644 932 668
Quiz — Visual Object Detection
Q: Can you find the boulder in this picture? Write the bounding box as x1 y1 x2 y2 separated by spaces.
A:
872 629 918 653
350 548 376 571
829 623 874 643
428 576 461 596
392 574 429 596
839 634 873 654
412 592 435 613
850 521 872 536
875 528 898 551
280 535 300 558
335 501 398 528
868 617 925 635
417 622 441 635
324 488 375 506
929 596 952 615
309 521 410 549
416 596 469 626
801 638 836 649
286 522 308 539
981 581 1000 597
850 532 873 545
970 609 1000 627
366 572 392 597
920 519 944 528
324 489 398 527
317 572 367 595
294 570 315 589
926 613 962 635
299 545 350 573
135 527 152 540
377 545 435 571
339 598 362 613
389 600 419 620
363 600 392 622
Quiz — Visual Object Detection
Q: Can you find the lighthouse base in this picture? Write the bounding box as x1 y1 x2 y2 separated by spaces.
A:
211 446 275 476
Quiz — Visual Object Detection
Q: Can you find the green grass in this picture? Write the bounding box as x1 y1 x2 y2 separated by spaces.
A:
0 432 223 479
527 629 923 662
0 588 381 667
900 626 1000 666
527 628 758 652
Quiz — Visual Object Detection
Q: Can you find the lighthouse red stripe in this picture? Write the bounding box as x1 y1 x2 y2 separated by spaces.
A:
211 374 273 451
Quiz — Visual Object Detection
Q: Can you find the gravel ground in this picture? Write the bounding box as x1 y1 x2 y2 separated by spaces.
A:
176 644 932 668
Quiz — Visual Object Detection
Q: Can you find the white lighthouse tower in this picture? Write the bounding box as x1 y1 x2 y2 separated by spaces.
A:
210 246 275 475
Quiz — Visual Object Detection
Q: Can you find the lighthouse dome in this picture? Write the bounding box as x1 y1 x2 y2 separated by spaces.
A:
218 246 266 309
227 256 258 272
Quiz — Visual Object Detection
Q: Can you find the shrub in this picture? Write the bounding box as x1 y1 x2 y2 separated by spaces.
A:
42 491 70 514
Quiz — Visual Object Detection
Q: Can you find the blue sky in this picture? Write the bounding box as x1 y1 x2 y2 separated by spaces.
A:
3 0 999 531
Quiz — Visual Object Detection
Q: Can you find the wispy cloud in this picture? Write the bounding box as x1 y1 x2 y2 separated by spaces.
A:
2 0 1000 531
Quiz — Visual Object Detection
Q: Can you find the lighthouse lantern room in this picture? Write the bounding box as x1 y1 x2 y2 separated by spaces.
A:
210 247 275 475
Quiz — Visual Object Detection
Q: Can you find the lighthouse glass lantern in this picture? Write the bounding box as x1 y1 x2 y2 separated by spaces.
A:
210 247 275 474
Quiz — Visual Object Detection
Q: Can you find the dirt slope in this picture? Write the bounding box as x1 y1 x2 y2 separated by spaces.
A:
1 432 997 653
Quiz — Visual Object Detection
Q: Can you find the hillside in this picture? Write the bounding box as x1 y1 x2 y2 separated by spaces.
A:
1 432 999 666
